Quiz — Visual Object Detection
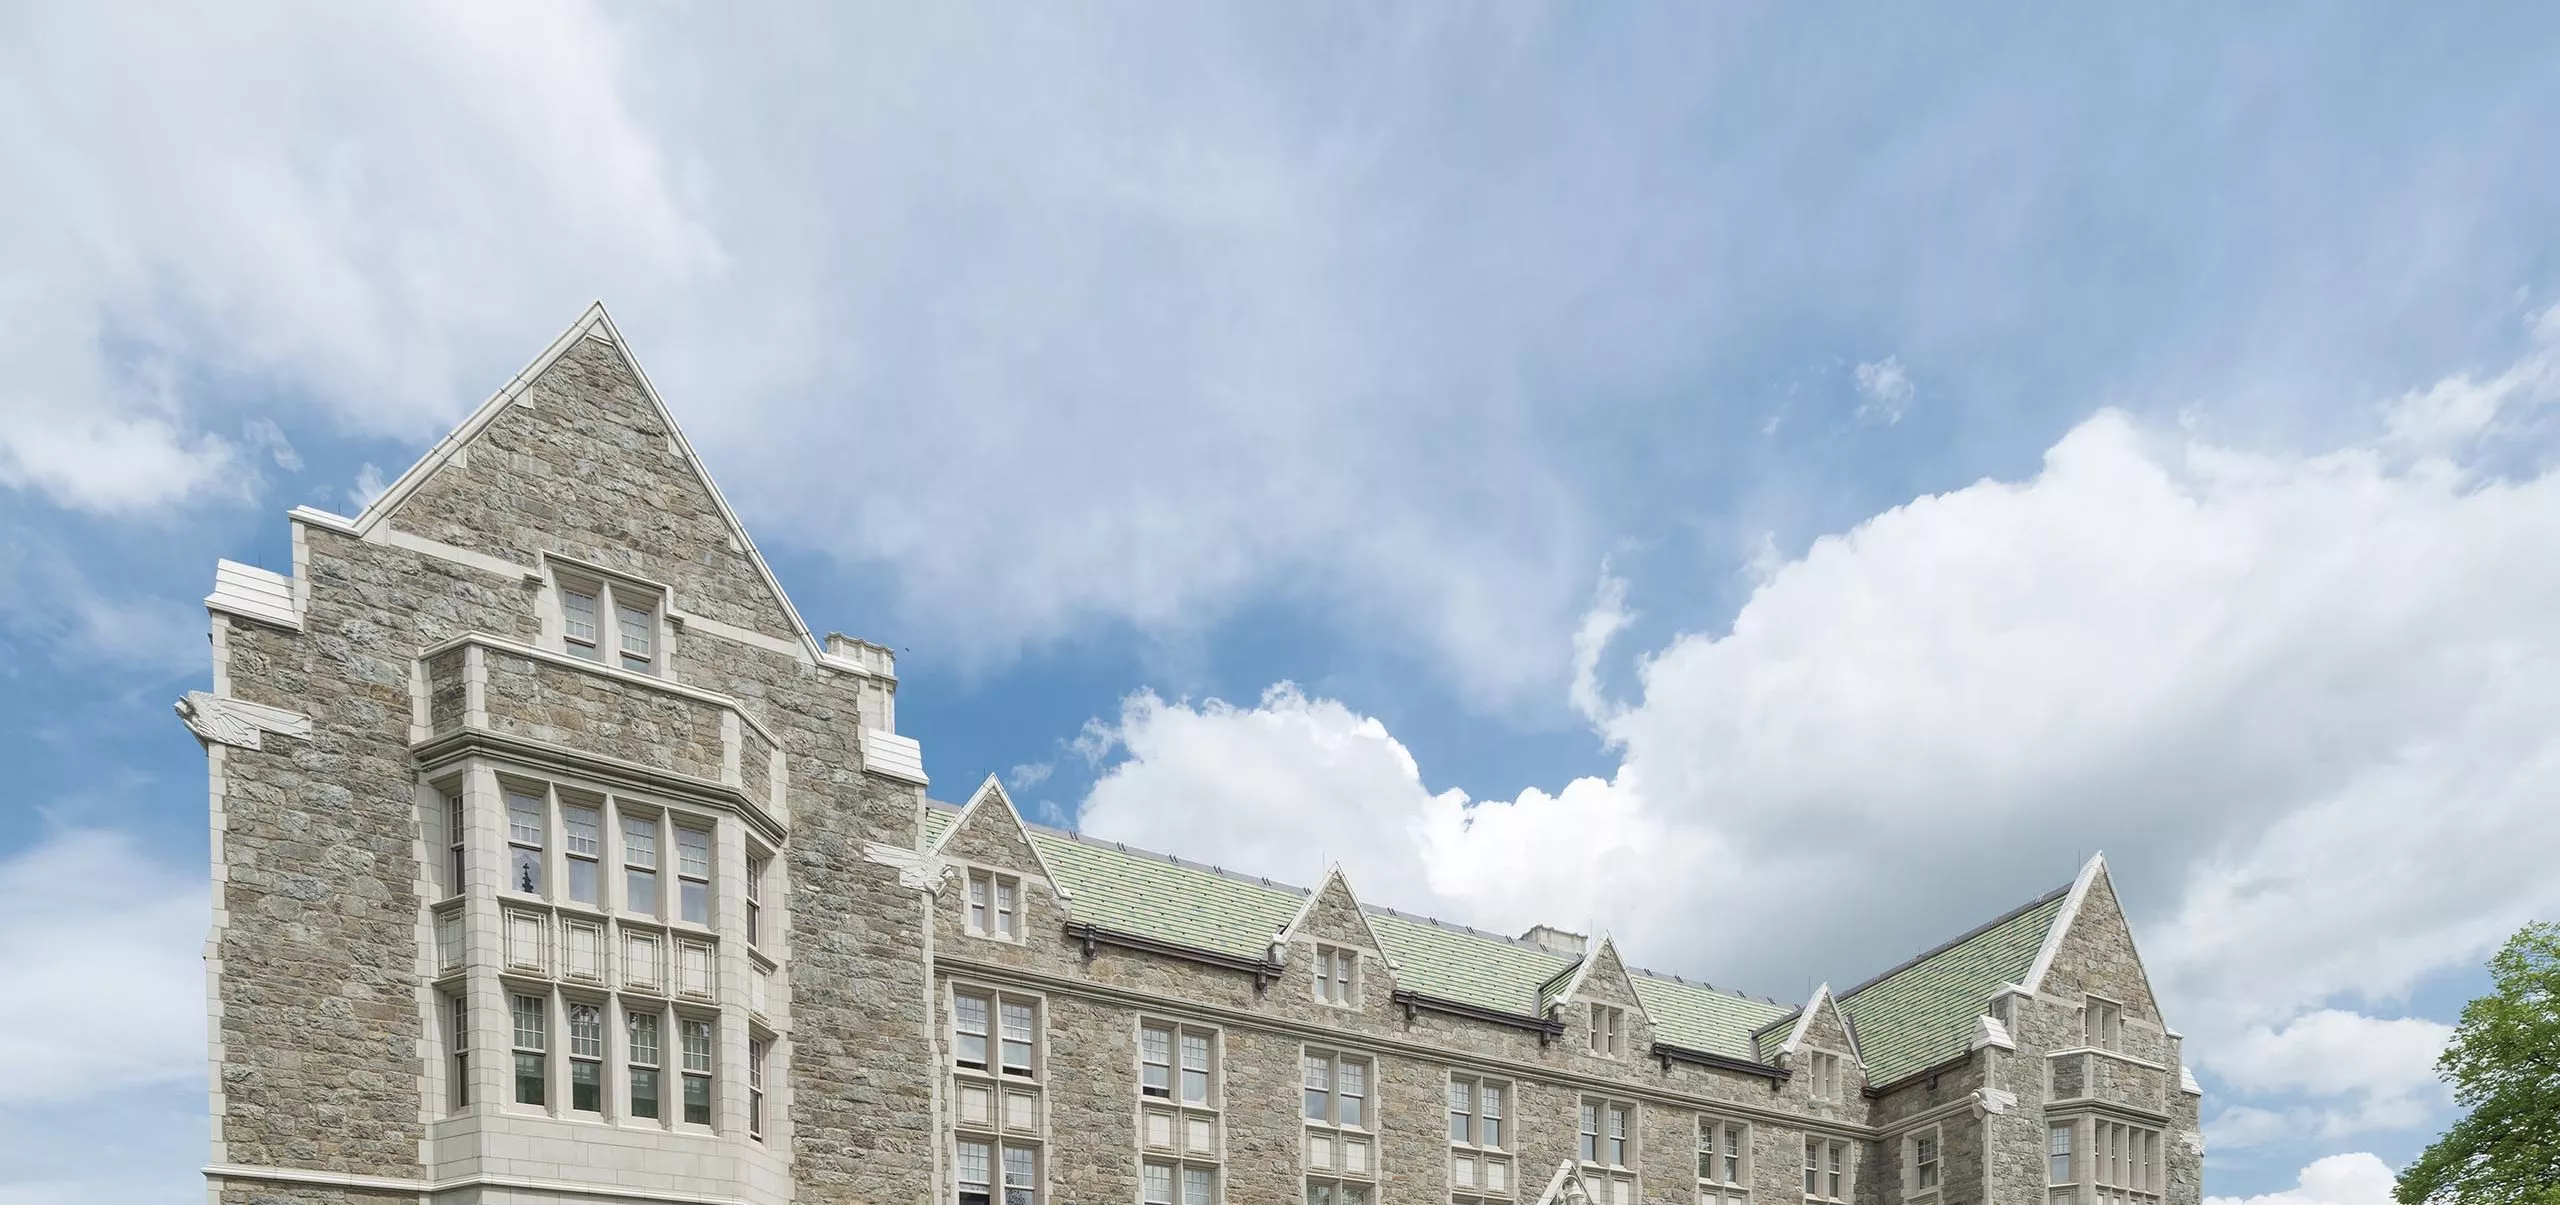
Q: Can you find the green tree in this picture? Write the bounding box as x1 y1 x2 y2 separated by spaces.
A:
2396 920 2560 1205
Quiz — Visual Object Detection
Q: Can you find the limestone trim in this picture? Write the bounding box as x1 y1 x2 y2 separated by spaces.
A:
2020 854 2107 997
419 630 786 750
2045 1044 2170 1073
1540 937 1655 1037
176 691 313 751
937 954 1874 1138
934 777 1071 898
340 302 847 673
205 1162 753 1204
206 558 300 630
414 729 788 848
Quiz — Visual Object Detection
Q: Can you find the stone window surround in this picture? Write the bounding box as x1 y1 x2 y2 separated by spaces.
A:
1448 1072 1512 1204
484 772 728 934
1313 944 1361 1009
2082 995 2126 1053
965 865 1026 943
952 982 1048 1205
1587 1005 1626 1058
2044 1113 2164 1205
1803 1136 1851 1204
462 982 727 1136
1804 1051 1842 1102
1137 1017 1224 1205
1302 1044 1379 1203
1901 1123 1941 1202
538 553 673 678
1577 1095 1639 1197
1696 1115 1749 1203
422 758 779 1152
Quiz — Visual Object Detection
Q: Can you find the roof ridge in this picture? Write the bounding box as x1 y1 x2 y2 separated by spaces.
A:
1836 880 2074 1003
926 799 1318 901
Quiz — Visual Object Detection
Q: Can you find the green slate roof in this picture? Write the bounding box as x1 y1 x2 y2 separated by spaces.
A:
924 802 2059 1074
1836 886 2070 1085
926 804 1793 1059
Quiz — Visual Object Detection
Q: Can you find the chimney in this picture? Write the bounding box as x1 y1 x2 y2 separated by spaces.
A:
1520 925 1588 957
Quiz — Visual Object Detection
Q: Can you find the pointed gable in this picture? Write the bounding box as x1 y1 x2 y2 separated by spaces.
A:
1279 865 1393 956
933 777 1067 895
348 304 829 660
2021 855 2163 1021
1761 983 1858 1066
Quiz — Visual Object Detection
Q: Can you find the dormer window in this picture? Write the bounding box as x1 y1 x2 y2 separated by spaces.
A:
968 869 1022 940
1588 1005 1625 1057
553 568 664 675
1314 945 1358 1007
1807 1051 1842 1101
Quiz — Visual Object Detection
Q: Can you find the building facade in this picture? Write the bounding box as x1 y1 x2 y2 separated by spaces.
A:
185 307 2206 1205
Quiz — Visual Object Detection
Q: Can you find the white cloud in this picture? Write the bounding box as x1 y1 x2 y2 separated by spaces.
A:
0 831 204 1104
2205 1154 2399 1205
2207 1010 2451 1144
1854 356 1916 423
1008 761 1055 791
0 0 710 514
347 463 389 512
1075 328 2560 1139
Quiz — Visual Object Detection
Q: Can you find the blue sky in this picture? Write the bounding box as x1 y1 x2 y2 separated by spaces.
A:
7 4 2560 1202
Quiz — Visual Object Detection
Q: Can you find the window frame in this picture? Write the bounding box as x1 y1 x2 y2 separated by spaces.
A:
1904 1125 1941 1201
748 1036 769 1141
1697 1116 1749 1201
1588 1004 1626 1058
567 998 605 1114
1312 945 1360 1008
674 823 714 927
1303 1046 1377 1205
1803 1137 1851 1204
2084 995 2126 1052
551 566 668 677
967 868 1026 942
746 852 769 947
510 992 549 1108
621 810 662 919
1450 1073 1513 1205
629 1006 664 1121
679 1013 716 1127
503 786 548 898
447 992 471 1111
1138 1018 1223 1205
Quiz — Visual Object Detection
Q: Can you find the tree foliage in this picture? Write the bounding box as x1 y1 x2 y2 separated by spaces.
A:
2395 921 2560 1205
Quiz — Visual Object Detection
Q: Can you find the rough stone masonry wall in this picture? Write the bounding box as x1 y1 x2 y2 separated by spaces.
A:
925 811 1852 1205
208 329 939 1205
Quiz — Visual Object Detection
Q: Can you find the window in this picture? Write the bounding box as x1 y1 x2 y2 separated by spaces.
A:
1313 945 1358 1007
1807 1051 1842 1101
677 825 712 925
1451 1075 1511 1204
957 993 991 1069
968 869 1022 940
511 994 547 1106
569 1002 603 1112
1305 1049 1374 1205
623 814 659 916
2049 1124 2073 1187
748 1038 768 1140
563 584 602 661
556 572 663 675
1578 1099 1634 1167
2085 997 2124 1052
960 1139 994 1205
1000 999 1038 1076
681 1017 714 1125
1698 1118 1748 1204
505 789 546 895
2091 1120 2163 1205
1003 1145 1040 1205
630 1010 662 1120
564 802 601 906
443 793 466 898
1141 1021 1222 1205
1589 1005 1626 1057
1907 1129 1940 1198
746 854 768 946
1804 1138 1848 1203
617 601 655 673
447 994 470 1110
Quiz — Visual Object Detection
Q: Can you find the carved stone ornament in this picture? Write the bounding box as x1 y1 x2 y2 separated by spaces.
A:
175 691 313 751
862 841 952 892
1975 1087 2018 1115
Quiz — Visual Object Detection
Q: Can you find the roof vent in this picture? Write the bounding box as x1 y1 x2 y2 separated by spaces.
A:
1520 925 1587 957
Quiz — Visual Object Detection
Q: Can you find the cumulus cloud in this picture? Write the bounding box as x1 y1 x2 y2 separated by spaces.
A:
0 0 711 514
2205 1154 2399 1205
1075 326 2560 1141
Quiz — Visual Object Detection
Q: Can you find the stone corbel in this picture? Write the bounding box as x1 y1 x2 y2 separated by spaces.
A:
175 691 312 751
862 840 951 892
1973 1087 2018 1116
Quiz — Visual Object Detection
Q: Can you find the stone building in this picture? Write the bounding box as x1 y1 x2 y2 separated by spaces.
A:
184 306 2205 1205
